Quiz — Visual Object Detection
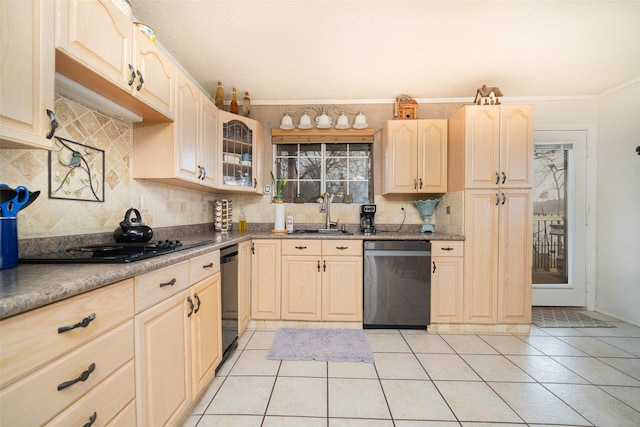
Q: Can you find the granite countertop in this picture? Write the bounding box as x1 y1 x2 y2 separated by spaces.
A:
0 229 464 320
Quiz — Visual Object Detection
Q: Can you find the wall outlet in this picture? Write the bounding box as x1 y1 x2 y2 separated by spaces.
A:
140 196 148 210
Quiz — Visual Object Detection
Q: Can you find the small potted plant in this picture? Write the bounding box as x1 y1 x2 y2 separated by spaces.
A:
271 171 287 203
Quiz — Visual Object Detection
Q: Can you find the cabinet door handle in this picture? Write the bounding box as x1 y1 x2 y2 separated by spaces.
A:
46 109 58 139
413 178 417 190
83 412 97 427
442 247 454 251
495 193 500 205
323 260 326 272
501 171 507 184
58 363 96 390
419 178 423 189
317 260 321 272
502 192 506 205
495 172 500 185
128 64 136 86
194 293 201 314
159 278 177 288
187 296 195 317
58 313 96 334
254 178 257 188
336 246 348 250
136 70 144 91
196 166 202 179
432 261 436 273
295 245 307 250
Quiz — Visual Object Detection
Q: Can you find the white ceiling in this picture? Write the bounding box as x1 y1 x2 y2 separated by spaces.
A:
128 0 640 104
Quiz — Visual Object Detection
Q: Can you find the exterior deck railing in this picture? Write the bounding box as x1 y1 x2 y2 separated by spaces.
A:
533 215 565 273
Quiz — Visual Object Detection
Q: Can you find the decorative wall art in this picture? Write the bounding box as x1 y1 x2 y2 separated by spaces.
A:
49 137 105 202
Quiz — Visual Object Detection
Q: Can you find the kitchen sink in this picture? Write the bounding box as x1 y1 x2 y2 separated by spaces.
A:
290 229 352 235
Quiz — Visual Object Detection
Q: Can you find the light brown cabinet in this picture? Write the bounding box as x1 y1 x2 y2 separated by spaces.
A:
382 119 447 194
251 240 282 319
218 110 264 193
135 250 221 426
448 105 533 191
448 104 533 326
55 0 175 121
238 241 252 335
0 279 135 426
281 239 363 322
0 0 56 149
430 241 464 324
133 70 218 189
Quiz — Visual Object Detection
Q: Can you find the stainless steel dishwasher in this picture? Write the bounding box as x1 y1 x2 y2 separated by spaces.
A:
363 240 431 328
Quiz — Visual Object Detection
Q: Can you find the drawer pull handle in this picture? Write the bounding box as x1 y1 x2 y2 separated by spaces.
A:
295 246 307 250
58 363 96 390
442 247 454 251
336 246 348 250
83 412 97 427
203 262 214 269
58 313 96 334
187 296 195 317
194 293 201 314
159 278 177 288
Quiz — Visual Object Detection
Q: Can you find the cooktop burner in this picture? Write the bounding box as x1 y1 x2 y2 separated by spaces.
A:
20 239 215 264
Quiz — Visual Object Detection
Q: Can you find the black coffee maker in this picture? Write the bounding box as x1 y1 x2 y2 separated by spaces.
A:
360 204 376 234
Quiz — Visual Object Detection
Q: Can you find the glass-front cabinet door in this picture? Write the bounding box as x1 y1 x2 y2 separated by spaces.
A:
218 110 262 193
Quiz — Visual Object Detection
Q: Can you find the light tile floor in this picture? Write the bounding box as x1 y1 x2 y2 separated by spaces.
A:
183 313 640 427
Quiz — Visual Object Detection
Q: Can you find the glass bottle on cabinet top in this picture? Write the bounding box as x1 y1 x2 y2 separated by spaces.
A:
222 119 253 187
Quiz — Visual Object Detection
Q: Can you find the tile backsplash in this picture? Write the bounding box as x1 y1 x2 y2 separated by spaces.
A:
0 94 220 238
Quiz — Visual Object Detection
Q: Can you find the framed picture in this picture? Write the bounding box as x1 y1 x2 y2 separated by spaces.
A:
49 137 105 202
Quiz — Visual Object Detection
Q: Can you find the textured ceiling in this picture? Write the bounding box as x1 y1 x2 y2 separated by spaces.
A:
128 0 640 104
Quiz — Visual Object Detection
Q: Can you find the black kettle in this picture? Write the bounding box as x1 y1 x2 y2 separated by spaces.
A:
114 208 153 243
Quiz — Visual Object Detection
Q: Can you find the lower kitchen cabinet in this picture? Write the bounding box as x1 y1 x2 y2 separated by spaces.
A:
190 272 222 397
0 279 135 426
135 249 221 426
280 239 363 322
430 241 464 323
463 189 532 324
238 240 252 334
135 289 191 427
251 239 282 319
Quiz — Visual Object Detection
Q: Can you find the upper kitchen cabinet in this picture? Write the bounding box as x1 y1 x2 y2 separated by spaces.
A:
217 110 263 194
55 0 175 121
448 105 533 190
133 70 217 189
0 0 56 149
382 119 448 194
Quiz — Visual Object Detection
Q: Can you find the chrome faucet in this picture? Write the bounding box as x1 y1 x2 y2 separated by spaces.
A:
320 192 338 229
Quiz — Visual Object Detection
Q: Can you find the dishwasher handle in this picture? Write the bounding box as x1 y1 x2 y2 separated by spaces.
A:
364 249 431 257
221 251 238 264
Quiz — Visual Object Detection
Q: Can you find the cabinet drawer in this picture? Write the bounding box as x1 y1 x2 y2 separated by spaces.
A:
46 361 135 427
282 239 322 255
135 261 190 312
0 279 133 387
0 321 134 427
190 249 220 284
322 240 363 256
107 399 136 427
431 241 463 257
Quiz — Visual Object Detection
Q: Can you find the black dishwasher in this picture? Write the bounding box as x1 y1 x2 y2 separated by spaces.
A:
363 240 431 329
218 245 239 371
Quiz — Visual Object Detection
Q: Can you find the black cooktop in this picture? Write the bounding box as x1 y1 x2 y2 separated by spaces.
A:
20 239 215 264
